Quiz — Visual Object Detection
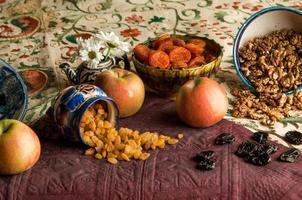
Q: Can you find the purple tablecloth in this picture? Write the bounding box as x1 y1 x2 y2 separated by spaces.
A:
1 94 302 200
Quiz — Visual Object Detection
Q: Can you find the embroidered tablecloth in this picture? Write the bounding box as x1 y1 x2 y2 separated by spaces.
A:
1 1 302 199
1 0 302 137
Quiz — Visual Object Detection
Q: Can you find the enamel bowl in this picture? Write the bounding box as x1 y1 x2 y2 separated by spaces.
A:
233 6 302 94
0 59 28 120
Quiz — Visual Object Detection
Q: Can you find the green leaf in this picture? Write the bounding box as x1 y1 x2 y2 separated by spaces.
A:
214 11 228 22
65 34 77 44
31 51 40 55
25 112 35 122
61 17 76 23
48 21 57 28
100 0 112 10
148 16 165 24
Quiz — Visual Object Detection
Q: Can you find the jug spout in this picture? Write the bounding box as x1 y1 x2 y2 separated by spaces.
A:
59 63 78 85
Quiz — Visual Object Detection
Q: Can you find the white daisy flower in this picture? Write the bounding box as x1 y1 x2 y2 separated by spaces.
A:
96 31 130 58
76 37 105 68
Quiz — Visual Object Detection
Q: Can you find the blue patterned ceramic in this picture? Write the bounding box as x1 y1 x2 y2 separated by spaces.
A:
233 6 302 95
53 84 119 144
0 59 28 120
59 53 130 85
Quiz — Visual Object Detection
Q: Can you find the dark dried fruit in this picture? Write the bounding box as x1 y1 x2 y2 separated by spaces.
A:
279 148 300 163
215 133 235 145
235 141 259 158
284 131 302 145
196 159 215 170
195 151 216 171
247 152 271 166
263 143 278 155
236 140 272 166
196 151 215 161
252 131 268 144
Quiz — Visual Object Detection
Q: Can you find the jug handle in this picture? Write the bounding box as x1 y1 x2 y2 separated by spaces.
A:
115 53 130 70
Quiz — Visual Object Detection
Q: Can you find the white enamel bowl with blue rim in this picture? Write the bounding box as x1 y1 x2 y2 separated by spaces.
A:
233 6 302 95
0 59 28 120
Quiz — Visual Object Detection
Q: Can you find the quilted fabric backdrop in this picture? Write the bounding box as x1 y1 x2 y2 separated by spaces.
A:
1 0 302 140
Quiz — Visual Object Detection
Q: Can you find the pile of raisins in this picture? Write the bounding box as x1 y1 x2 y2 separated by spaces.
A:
195 131 301 171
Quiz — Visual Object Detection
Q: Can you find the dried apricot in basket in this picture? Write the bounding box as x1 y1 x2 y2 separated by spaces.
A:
188 56 206 67
152 34 171 49
149 50 170 69
169 46 191 63
133 44 150 63
185 43 205 55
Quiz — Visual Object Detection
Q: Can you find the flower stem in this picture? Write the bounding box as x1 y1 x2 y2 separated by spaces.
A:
104 47 111 61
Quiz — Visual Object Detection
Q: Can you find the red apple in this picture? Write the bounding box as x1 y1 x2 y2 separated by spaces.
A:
95 68 145 118
0 119 41 175
176 77 228 128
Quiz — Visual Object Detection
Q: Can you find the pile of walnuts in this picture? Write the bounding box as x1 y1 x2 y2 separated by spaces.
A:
232 29 302 126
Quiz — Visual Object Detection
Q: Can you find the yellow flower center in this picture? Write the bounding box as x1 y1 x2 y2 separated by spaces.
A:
88 51 97 59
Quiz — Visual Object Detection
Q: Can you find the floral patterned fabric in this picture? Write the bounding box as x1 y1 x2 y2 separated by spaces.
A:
1 0 302 144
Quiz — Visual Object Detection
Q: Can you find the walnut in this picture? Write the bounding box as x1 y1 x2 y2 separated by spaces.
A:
233 29 302 126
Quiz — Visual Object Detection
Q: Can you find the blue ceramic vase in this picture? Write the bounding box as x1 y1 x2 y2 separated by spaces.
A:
53 84 119 144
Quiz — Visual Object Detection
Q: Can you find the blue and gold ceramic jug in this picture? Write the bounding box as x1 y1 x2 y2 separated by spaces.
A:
53 84 119 144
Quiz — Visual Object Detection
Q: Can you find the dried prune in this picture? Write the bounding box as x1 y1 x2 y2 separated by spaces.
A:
252 131 268 144
236 140 272 166
235 141 259 158
279 148 300 163
196 159 215 170
215 133 235 145
263 143 278 155
247 152 271 166
195 151 215 161
284 131 302 145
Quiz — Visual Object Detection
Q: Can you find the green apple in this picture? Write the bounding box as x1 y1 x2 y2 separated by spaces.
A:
95 68 145 118
0 119 41 175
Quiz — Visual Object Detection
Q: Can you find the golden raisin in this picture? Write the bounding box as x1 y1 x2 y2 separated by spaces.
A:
107 157 118 164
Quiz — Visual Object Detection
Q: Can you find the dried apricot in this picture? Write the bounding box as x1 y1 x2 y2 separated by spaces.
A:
158 39 174 52
148 50 170 69
188 38 206 48
188 56 206 67
185 43 205 55
169 47 191 63
171 60 188 69
133 44 150 63
152 34 171 49
171 38 186 47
